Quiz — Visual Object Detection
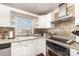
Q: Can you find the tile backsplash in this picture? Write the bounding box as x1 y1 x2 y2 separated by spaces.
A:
51 19 75 39
0 27 15 39
51 4 75 39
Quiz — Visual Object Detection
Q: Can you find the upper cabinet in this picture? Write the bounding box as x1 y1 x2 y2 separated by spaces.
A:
0 4 38 28
51 3 75 24
67 4 75 17
34 13 52 29
0 4 11 27
75 3 79 25
52 8 59 22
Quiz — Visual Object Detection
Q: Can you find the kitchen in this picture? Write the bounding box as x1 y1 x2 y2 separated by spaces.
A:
0 3 79 56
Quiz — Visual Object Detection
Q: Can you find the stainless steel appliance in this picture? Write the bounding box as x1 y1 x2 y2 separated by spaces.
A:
46 41 70 56
48 37 74 45
59 3 68 18
0 43 11 56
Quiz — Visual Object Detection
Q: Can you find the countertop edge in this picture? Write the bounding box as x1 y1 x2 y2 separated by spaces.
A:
0 36 45 44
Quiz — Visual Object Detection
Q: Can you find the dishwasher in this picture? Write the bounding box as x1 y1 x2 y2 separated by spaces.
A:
0 43 11 56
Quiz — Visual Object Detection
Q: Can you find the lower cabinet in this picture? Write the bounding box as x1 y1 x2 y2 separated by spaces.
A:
11 38 46 56
70 48 79 56
37 38 46 55
11 40 37 56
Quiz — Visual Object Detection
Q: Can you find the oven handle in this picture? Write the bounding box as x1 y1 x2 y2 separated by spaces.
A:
47 46 68 56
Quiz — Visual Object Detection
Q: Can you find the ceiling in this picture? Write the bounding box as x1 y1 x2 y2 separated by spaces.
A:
3 3 58 15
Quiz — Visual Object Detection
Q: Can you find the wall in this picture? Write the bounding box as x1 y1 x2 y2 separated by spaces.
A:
51 4 75 40
0 4 39 26
52 20 75 38
0 4 11 27
0 4 39 35
9 4 39 34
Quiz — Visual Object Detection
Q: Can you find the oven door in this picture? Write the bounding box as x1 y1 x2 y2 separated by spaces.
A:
46 46 63 56
46 41 70 56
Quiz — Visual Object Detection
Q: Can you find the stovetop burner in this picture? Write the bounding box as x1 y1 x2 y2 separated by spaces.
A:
48 37 74 45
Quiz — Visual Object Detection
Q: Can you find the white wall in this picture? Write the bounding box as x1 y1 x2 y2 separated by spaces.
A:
0 4 11 27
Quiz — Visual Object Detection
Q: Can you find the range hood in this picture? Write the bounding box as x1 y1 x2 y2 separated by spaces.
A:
51 3 74 24
58 3 74 21
58 3 68 18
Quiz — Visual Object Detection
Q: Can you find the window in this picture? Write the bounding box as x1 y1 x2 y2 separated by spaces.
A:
15 17 32 35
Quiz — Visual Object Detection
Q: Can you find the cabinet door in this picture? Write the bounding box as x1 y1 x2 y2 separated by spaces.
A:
35 13 51 28
0 4 10 27
23 39 37 56
20 41 29 56
37 38 46 55
11 39 37 56
67 5 75 17
70 49 79 56
11 42 23 56
11 41 32 56
36 16 44 28
75 3 79 25
30 39 37 56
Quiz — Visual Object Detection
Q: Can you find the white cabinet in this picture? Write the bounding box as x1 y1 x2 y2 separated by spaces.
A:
35 13 52 28
37 38 46 55
22 41 33 56
0 4 11 27
70 48 79 56
11 37 46 56
11 39 37 56
11 42 22 56
34 16 45 28
75 3 79 25
11 41 24 56
29 39 37 55
11 41 31 56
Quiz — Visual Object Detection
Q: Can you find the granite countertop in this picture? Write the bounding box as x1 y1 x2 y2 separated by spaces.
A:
1 35 79 51
0 36 43 44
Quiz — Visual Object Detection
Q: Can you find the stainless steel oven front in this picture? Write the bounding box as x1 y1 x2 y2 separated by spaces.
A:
46 41 70 56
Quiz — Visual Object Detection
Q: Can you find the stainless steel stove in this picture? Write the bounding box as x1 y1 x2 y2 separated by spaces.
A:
46 37 75 56
48 37 74 45
46 41 70 56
